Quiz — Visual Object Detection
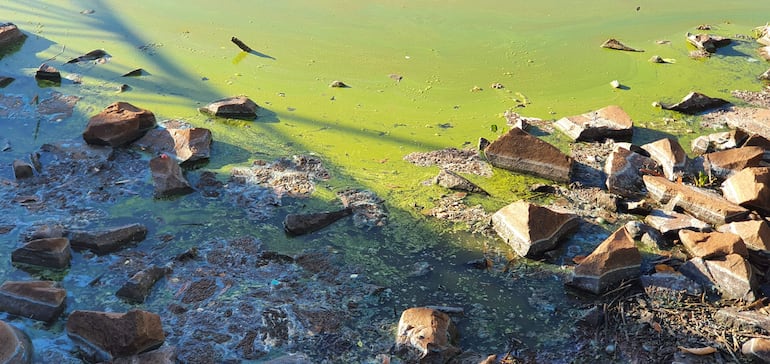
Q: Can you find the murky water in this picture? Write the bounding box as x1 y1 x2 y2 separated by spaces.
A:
2 0 770 362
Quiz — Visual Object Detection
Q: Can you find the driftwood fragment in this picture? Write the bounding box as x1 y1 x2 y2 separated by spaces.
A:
231 37 252 52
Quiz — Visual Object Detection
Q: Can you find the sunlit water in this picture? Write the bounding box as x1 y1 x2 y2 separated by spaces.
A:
1 0 770 361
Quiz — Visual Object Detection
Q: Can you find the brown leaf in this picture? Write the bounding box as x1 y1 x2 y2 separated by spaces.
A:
655 264 676 273
677 346 717 355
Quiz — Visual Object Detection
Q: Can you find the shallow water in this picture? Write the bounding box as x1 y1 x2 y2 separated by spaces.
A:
1 0 770 361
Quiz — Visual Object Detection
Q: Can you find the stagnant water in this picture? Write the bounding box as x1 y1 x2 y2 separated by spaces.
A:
1 0 770 362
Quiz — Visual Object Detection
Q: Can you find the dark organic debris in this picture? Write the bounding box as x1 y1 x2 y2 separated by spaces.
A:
231 37 252 52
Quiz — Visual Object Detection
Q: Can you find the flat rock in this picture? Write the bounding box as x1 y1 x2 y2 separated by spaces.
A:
83 102 157 147
66 309 165 363
686 32 731 53
0 23 27 49
641 138 687 181
149 154 194 198
69 223 148 254
491 200 579 257
644 208 710 238
11 237 71 269
116 265 171 303
643 175 750 225
483 128 572 183
394 307 460 364
661 92 730 114
133 127 212 165
742 338 770 362
568 227 641 294
700 146 764 179
0 320 32 364
283 208 353 236
0 281 66 322
640 272 702 302
434 169 488 195
604 145 657 198
718 220 770 252
199 96 258 120
680 254 757 301
721 167 770 213
554 105 633 142
678 230 747 259
600 38 643 52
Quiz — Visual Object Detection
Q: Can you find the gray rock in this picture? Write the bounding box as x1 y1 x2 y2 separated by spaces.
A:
640 272 702 302
69 223 148 254
111 346 177 364
283 208 352 236
0 281 66 322
11 237 71 269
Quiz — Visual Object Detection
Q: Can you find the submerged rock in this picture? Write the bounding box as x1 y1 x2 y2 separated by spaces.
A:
66 309 166 363
483 128 572 183
34 63 61 84
0 320 32 364
82 102 157 147
69 223 148 254
283 208 353 236
134 127 212 165
568 227 641 294
0 281 66 322
199 96 258 120
116 265 172 303
394 307 460 364
12 159 33 179
491 200 579 257
554 105 633 142
660 91 730 114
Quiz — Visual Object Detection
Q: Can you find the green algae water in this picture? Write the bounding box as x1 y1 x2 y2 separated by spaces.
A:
2 0 770 361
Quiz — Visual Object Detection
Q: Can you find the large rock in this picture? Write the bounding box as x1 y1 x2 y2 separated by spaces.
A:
721 167 770 213
604 145 657 198
133 127 212 165
718 220 770 252
394 307 460 364
82 102 157 147
483 128 572 183
66 309 165 363
199 96 258 120
0 23 26 50
0 320 32 364
149 154 194 198
641 138 687 181
283 208 353 236
742 338 770 362
643 175 750 225
491 200 579 257
0 281 66 322
700 146 764 179
680 254 757 301
116 265 171 303
69 223 148 254
554 105 633 142
678 230 747 259
661 92 730 114
644 209 710 237
568 227 641 294
685 33 731 53
11 237 71 269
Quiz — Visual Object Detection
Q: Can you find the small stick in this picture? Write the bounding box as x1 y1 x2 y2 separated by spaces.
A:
231 37 252 52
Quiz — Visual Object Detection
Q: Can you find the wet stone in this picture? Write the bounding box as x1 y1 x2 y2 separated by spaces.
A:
600 38 643 52
133 127 212 165
69 223 148 254
34 63 61 84
111 346 177 364
394 307 460 364
686 33 731 53
149 154 194 198
66 309 165 363
0 23 26 49
12 159 33 179
283 208 352 236
11 237 71 269
483 127 572 183
0 320 32 364
82 102 157 147
199 96 258 120
0 281 66 322
116 265 172 303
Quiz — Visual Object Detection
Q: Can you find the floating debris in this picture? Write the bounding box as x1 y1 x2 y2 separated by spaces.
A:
329 80 349 88
66 49 108 64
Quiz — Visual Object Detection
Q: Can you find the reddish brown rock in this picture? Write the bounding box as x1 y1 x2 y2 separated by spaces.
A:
721 167 770 213
116 265 171 303
742 338 770 362
604 146 657 198
0 320 32 364
680 254 757 301
34 63 61 83
701 146 764 179
483 128 572 183
491 200 579 257
12 159 33 179
554 105 633 142
641 138 687 181
199 96 258 120
0 281 66 322
0 23 26 49
686 33 731 53
11 237 71 269
678 230 747 259
742 134 770 162
69 223 148 254
149 155 194 198
568 227 641 294
661 91 730 114
133 127 212 165
66 309 165 363
644 209 710 237
718 220 770 252
394 307 460 364
82 102 157 147
643 175 750 225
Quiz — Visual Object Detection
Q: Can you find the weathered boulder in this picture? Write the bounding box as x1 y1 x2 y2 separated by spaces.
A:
568 227 641 294
133 127 212 165
434 169 489 195
742 338 770 362
199 96 258 120
12 159 33 179
0 23 26 49
554 105 633 142
643 208 710 238
690 129 747 155
283 208 353 236
34 63 61 83
394 307 460 364
686 32 731 52
491 200 579 257
640 272 702 302
661 92 730 114
69 223 148 254
483 128 572 183
641 138 687 181
0 320 32 364
643 175 750 225
66 309 165 363
678 230 747 259
0 281 66 322
604 145 657 198
149 154 194 198
718 220 770 252
116 265 171 303
699 146 764 179
600 38 643 52
680 254 757 301
11 237 71 269
83 102 157 147
721 167 770 213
